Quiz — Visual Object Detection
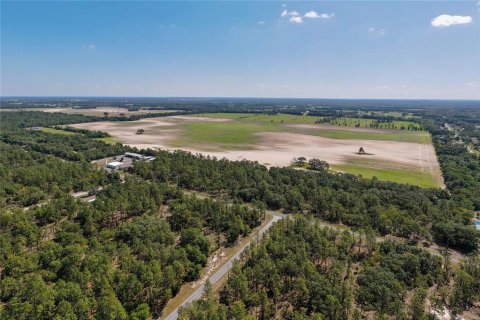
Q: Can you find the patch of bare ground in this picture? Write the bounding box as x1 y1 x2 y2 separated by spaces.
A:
461 302 480 320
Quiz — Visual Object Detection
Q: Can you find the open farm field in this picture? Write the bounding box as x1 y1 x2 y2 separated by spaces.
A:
3 107 179 117
71 114 444 187
205 113 422 129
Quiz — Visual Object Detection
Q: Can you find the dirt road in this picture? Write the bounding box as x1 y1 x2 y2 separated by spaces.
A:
161 211 285 320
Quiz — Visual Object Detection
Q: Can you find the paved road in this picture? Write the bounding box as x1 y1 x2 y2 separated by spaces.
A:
162 211 285 320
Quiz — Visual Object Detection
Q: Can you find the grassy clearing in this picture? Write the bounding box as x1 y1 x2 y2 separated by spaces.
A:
169 121 280 150
194 113 430 144
40 127 76 136
332 158 440 188
297 127 431 144
205 113 422 130
94 137 118 144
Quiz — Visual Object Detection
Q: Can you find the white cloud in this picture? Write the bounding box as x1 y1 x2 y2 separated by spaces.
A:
375 86 391 90
431 14 472 27
304 11 335 19
281 10 299 17
368 27 386 36
82 44 96 49
282 9 333 24
319 13 335 19
289 16 303 24
466 82 479 87
258 21 265 25
304 11 319 19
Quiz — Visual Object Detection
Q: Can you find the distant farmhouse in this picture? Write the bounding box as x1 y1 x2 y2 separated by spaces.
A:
103 152 155 172
125 152 155 161
106 161 123 170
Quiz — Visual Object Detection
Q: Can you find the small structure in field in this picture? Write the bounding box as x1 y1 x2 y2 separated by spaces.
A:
106 161 123 170
358 147 366 154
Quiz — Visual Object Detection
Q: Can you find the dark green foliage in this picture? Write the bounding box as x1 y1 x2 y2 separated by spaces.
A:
0 176 262 319
357 267 405 315
183 219 443 319
450 256 480 314
53 125 111 138
0 142 116 208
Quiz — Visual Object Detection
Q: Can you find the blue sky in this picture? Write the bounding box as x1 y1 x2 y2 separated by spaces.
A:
1 1 479 99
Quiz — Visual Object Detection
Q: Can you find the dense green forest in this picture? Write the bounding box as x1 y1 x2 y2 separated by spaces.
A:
0 108 478 319
0 142 117 207
0 177 262 319
179 219 480 319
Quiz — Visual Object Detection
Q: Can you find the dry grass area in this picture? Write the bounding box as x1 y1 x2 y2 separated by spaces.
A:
72 115 444 188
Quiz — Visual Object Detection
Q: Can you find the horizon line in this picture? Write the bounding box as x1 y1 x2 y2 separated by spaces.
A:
1 95 480 102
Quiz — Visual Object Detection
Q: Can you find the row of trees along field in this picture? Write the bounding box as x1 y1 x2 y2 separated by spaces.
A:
0 177 263 319
179 218 480 320
131 148 478 253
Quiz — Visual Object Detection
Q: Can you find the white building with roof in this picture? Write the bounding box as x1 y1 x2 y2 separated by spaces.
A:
106 161 123 170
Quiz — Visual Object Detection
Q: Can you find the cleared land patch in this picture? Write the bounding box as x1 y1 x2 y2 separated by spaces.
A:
332 158 440 188
11 107 179 117
71 114 444 188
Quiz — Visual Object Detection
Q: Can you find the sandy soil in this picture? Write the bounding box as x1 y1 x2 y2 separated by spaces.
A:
72 117 443 186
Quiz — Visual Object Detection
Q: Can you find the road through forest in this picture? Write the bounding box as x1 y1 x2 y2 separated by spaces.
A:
162 211 285 320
